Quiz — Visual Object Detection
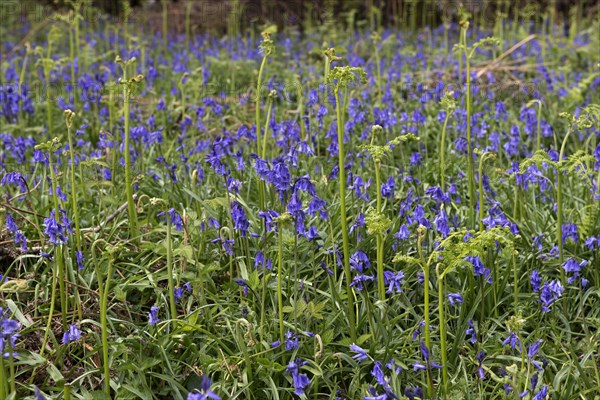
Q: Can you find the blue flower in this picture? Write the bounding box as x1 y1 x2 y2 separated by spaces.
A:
539 280 563 312
148 306 160 326
350 251 371 272
447 292 463 306
0 307 20 358
464 256 492 283
466 319 477 344
562 223 579 244
286 358 310 396
1 171 27 193
434 209 450 238
530 270 541 293
44 210 68 245
502 332 521 351
231 201 249 237
384 271 405 294
62 323 82 344
187 375 221 400
350 343 369 362
76 250 84 270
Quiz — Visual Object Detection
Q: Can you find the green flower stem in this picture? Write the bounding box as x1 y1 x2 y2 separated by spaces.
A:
261 91 275 160
374 161 385 301
48 152 68 330
557 125 574 279
161 0 168 47
69 26 77 105
100 258 113 396
462 24 476 229
8 351 15 394
535 101 543 152
0 356 5 398
65 111 82 250
478 152 495 232
440 109 451 189
39 252 59 357
277 221 285 343
437 264 448 395
255 56 268 155
512 251 519 311
119 62 140 242
335 87 357 342
64 383 72 400
166 218 177 321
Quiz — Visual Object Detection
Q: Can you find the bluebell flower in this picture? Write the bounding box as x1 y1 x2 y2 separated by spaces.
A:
447 292 463 306
158 208 184 231
562 223 579 244
44 210 68 245
286 358 310 396
231 201 249 237
350 343 369 362
211 237 234 256
503 332 522 351
350 251 370 272
187 375 221 400
412 362 427 371
34 386 46 400
527 339 543 370
148 306 160 326
530 270 541 292
465 255 492 283
466 319 477 344
384 271 404 294
385 359 402 375
532 386 548 400
76 250 84 270
62 323 82 344
434 209 450 238
351 274 374 291
404 387 423 400
174 286 185 303
381 176 395 200
394 224 410 241
0 307 20 358
234 279 249 297
420 341 429 362
539 280 563 312
370 361 387 386
1 171 27 192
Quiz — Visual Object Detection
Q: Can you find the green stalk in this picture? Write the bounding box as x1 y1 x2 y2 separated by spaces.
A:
161 0 168 48
335 87 357 342
536 101 543 152
48 152 68 330
166 218 177 320
277 221 285 343
512 252 519 311
255 54 268 155
8 351 15 394
65 111 82 250
261 91 275 160
374 161 385 301
557 126 574 276
120 63 139 241
437 265 448 395
39 251 59 356
64 383 72 400
462 23 476 229
100 258 113 397
0 356 5 399
69 25 77 105
440 109 452 189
